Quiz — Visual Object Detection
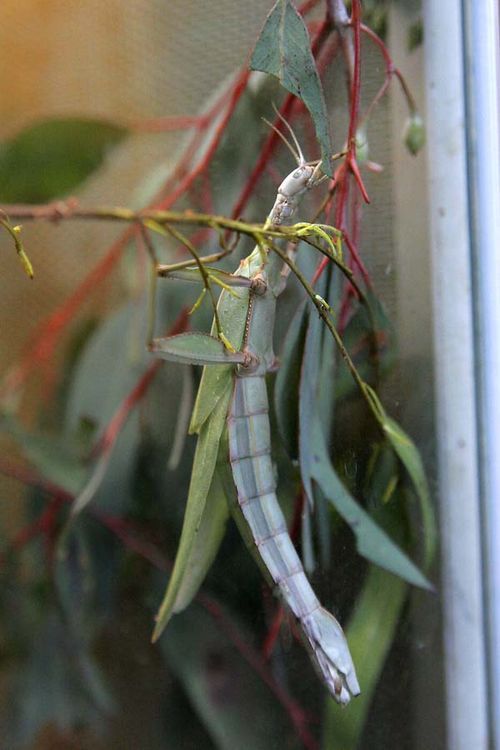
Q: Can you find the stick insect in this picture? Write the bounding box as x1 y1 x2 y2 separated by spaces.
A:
150 116 360 705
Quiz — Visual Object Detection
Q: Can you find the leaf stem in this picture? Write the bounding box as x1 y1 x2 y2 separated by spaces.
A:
0 213 34 279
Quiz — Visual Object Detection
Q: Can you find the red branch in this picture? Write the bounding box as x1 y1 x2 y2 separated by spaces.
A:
313 0 370 289
155 68 250 211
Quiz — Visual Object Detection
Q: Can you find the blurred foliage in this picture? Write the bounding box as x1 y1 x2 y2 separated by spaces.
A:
0 118 127 203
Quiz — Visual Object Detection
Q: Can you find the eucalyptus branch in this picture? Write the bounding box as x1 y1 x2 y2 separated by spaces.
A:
0 201 319 243
157 249 233 275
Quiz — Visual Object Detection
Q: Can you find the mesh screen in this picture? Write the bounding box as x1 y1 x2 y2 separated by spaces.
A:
0 4 442 748
0 0 272 368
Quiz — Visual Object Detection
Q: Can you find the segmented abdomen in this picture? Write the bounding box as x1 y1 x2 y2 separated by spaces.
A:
228 374 319 620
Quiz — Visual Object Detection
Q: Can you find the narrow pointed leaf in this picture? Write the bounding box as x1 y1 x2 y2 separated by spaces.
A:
299 271 328 505
311 418 432 589
151 333 246 366
383 415 437 567
274 301 307 459
363 385 437 568
172 467 230 614
152 383 232 641
250 0 333 176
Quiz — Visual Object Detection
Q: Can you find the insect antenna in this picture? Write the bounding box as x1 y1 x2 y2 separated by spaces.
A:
272 103 306 165
261 105 306 166
262 117 302 164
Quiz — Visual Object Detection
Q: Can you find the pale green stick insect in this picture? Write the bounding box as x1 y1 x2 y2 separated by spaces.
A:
150 117 360 705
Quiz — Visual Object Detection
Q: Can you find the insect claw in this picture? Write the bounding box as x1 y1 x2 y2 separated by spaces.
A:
307 161 327 188
250 275 267 296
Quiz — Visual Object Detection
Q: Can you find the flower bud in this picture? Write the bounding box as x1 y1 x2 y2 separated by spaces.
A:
404 113 426 155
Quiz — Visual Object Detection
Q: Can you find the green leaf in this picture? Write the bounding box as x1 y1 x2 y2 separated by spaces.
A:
159 603 301 750
0 118 127 202
250 0 333 176
151 332 246 366
65 302 150 515
363 385 437 569
152 383 232 641
324 473 411 747
274 301 307 459
323 566 407 750
172 467 230 614
311 417 432 589
364 442 400 508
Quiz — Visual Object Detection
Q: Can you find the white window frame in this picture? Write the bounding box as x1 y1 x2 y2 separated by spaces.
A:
424 1 500 747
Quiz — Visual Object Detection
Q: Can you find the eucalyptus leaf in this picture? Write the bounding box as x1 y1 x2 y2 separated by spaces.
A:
363 385 437 568
364 442 400 509
250 0 333 176
311 417 431 589
152 383 232 641
172 467 230 615
65 302 151 515
299 304 323 505
0 118 127 202
274 300 307 459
